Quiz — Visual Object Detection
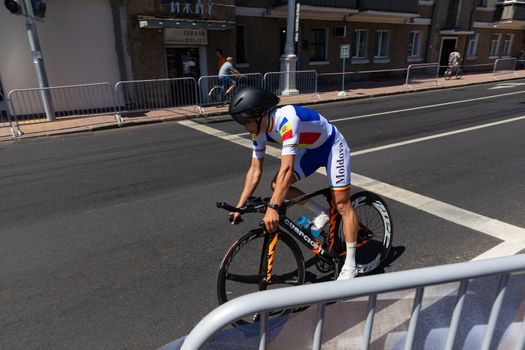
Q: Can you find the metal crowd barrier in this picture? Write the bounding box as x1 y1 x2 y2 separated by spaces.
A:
7 82 121 129
175 254 525 350
318 68 407 93
197 73 263 109
493 58 518 79
115 77 201 115
263 70 319 99
404 63 440 90
1 91 21 138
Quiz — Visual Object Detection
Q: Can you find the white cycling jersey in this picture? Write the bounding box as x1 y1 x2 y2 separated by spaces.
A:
251 105 352 192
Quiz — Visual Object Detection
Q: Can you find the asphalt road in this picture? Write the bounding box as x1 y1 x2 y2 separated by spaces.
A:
1 80 524 349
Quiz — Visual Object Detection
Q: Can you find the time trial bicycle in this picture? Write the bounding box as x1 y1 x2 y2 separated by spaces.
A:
216 187 393 326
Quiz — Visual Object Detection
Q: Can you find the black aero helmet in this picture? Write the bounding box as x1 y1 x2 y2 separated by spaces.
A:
229 86 280 124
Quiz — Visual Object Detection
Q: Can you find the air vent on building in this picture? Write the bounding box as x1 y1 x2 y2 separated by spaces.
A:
334 26 346 37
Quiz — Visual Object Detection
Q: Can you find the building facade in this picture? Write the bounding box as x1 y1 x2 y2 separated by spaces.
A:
1 0 524 110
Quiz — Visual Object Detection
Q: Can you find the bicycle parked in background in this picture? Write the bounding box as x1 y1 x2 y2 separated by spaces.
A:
216 187 393 326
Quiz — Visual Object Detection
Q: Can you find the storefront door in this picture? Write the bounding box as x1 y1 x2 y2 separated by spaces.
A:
166 47 200 79
440 38 458 68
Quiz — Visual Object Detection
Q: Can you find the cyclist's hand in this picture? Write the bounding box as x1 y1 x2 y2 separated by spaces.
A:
263 208 279 233
229 212 243 225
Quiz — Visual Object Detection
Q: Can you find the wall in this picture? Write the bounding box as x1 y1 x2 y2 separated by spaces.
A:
0 0 121 93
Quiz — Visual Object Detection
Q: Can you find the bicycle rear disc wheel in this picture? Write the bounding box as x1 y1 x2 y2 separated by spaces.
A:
337 191 393 275
217 229 305 326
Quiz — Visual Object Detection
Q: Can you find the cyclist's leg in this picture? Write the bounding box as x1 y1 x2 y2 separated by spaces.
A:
225 77 236 95
271 148 308 199
326 131 358 279
271 148 327 212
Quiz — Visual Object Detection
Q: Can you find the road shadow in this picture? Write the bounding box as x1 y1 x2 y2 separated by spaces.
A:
303 244 406 284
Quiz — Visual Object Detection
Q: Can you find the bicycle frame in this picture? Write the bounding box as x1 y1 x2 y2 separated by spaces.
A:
263 188 344 284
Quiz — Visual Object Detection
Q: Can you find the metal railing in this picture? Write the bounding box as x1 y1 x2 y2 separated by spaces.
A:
404 63 440 90
318 68 407 93
4 65 522 138
8 82 120 127
177 254 525 350
263 70 319 99
493 58 518 79
115 77 200 114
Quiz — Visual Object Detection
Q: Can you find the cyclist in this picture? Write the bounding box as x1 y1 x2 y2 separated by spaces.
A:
228 86 359 280
218 56 240 96
448 49 462 74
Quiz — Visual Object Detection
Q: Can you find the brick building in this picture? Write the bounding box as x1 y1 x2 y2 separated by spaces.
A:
1 0 524 101
123 0 524 78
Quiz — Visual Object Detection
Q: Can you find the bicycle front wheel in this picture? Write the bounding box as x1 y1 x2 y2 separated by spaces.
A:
217 229 305 326
336 191 393 275
208 86 224 104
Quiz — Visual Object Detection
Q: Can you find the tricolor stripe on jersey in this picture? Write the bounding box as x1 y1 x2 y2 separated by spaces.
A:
279 118 293 140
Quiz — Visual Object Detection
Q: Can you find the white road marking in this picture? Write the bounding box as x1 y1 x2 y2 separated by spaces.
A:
231 90 525 139
488 82 525 90
178 119 525 255
178 118 525 346
329 90 525 123
353 114 525 155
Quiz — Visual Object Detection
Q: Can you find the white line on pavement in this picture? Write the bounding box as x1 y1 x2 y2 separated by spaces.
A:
231 90 525 139
178 118 525 346
352 114 525 156
329 90 525 123
178 119 525 255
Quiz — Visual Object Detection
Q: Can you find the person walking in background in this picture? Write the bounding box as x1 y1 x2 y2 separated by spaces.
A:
218 56 241 96
216 49 227 72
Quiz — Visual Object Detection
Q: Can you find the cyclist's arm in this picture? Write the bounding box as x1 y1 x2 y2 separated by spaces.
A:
270 155 294 205
263 155 294 232
235 157 264 208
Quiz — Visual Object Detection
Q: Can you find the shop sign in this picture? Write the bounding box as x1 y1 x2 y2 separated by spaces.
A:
160 0 214 16
164 28 208 45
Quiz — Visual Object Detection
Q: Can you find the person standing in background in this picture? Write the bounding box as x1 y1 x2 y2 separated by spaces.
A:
216 49 227 72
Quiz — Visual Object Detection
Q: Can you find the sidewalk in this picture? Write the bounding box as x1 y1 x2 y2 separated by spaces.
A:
1 70 523 142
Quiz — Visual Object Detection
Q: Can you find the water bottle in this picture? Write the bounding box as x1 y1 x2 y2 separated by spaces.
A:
297 215 321 238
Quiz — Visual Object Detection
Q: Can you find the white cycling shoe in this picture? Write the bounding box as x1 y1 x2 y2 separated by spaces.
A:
337 266 358 281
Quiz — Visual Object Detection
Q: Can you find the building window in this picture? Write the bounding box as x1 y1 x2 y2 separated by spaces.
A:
375 31 390 58
467 33 479 58
310 28 327 61
353 30 368 58
490 33 501 57
502 34 513 57
236 25 247 63
408 32 421 57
